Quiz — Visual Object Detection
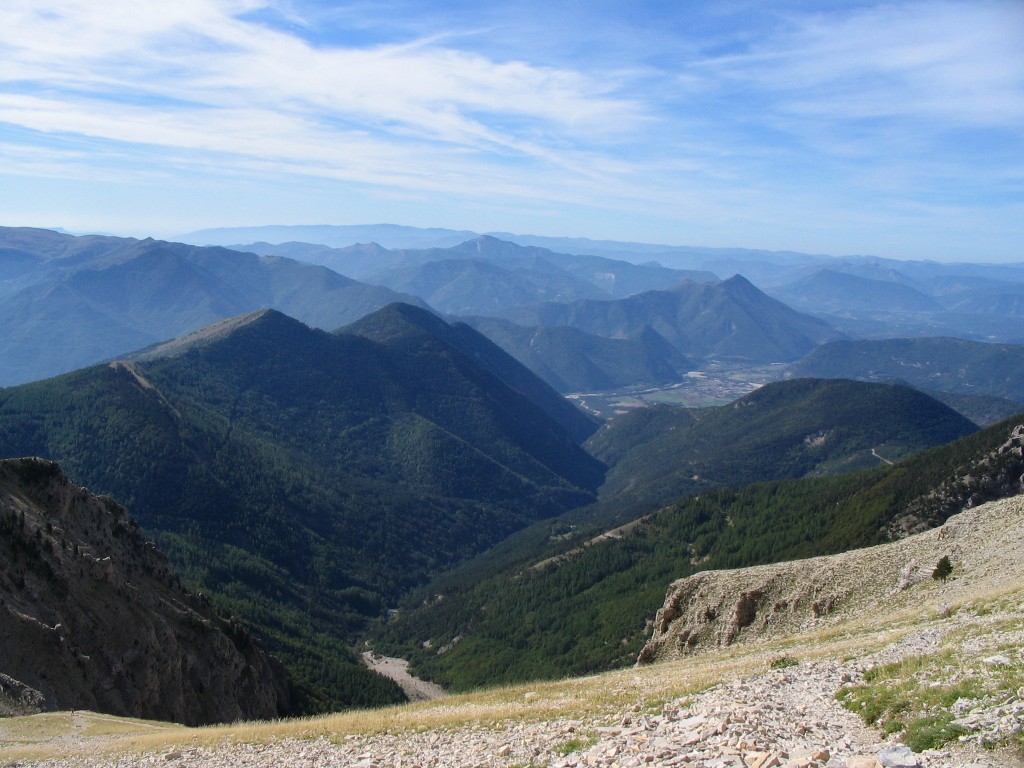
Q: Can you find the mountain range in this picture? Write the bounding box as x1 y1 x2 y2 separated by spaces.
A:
0 303 601 712
187 223 1024 344
494 275 842 363
0 227 426 386
4 221 1024 728
226 235 718 307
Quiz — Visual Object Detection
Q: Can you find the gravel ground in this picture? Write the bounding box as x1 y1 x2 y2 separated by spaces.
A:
18 608 1023 768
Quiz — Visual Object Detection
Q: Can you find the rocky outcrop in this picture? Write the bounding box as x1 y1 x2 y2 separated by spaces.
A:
639 492 1024 664
887 423 1024 537
0 457 292 725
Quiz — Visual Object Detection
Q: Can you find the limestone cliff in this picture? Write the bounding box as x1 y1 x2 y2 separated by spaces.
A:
638 492 1024 664
0 458 292 724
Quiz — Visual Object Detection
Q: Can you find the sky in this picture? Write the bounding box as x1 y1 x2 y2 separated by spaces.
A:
0 0 1022 262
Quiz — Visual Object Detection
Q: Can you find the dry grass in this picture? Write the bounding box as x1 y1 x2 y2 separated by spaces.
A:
4 571 1020 765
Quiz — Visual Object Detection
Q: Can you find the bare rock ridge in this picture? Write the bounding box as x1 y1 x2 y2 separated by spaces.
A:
0 457 291 725
639 486 1024 665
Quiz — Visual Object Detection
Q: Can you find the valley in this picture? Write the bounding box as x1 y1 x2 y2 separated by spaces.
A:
0 224 1022 766
6 2 1023 764
567 361 788 417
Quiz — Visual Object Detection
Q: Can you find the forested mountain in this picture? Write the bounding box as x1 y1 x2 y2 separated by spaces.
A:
373 415 1022 692
588 378 978 514
0 306 602 713
495 276 843 363
789 337 1024 404
0 458 294 724
339 302 601 444
0 227 426 386
461 317 695 393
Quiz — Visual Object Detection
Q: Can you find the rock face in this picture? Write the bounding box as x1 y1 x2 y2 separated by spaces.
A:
0 458 291 725
639 492 1024 664
887 423 1024 537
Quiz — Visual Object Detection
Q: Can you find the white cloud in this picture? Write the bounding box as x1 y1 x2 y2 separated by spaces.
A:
0 0 1020 259
0 0 640 160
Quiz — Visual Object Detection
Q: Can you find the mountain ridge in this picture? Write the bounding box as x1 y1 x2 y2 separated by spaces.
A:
0 305 603 712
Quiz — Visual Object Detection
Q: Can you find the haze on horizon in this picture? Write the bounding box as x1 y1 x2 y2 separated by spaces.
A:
1 0 1022 263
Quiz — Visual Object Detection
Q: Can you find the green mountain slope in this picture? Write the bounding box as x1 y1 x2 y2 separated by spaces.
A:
0 307 602 713
589 378 978 514
462 317 695 393
373 416 1022 692
339 302 601 445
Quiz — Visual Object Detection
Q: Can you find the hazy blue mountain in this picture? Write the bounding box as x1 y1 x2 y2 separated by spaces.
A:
789 337 1024 403
235 240 399 279
0 306 602 712
231 235 716 300
940 285 1024 317
463 316 695 393
0 228 427 386
181 223 479 249
369 257 608 315
495 275 843 363
772 269 943 313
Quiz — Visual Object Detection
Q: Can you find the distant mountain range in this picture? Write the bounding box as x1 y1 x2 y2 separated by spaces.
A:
226 235 718 307
0 227 429 386
0 304 601 712
185 223 1024 343
494 275 842 363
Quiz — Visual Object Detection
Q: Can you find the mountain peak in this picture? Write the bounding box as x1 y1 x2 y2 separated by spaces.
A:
339 301 449 344
126 308 304 361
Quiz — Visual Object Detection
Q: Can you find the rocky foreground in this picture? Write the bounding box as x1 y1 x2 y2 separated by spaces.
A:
20 601 1023 768
11 496 1024 768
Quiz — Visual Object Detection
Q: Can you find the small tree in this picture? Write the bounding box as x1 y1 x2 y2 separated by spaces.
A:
932 555 953 582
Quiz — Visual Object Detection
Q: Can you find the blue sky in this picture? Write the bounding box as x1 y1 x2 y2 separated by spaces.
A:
1 1 1022 261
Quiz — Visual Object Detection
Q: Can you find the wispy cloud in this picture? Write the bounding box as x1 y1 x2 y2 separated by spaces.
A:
0 0 1020 260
